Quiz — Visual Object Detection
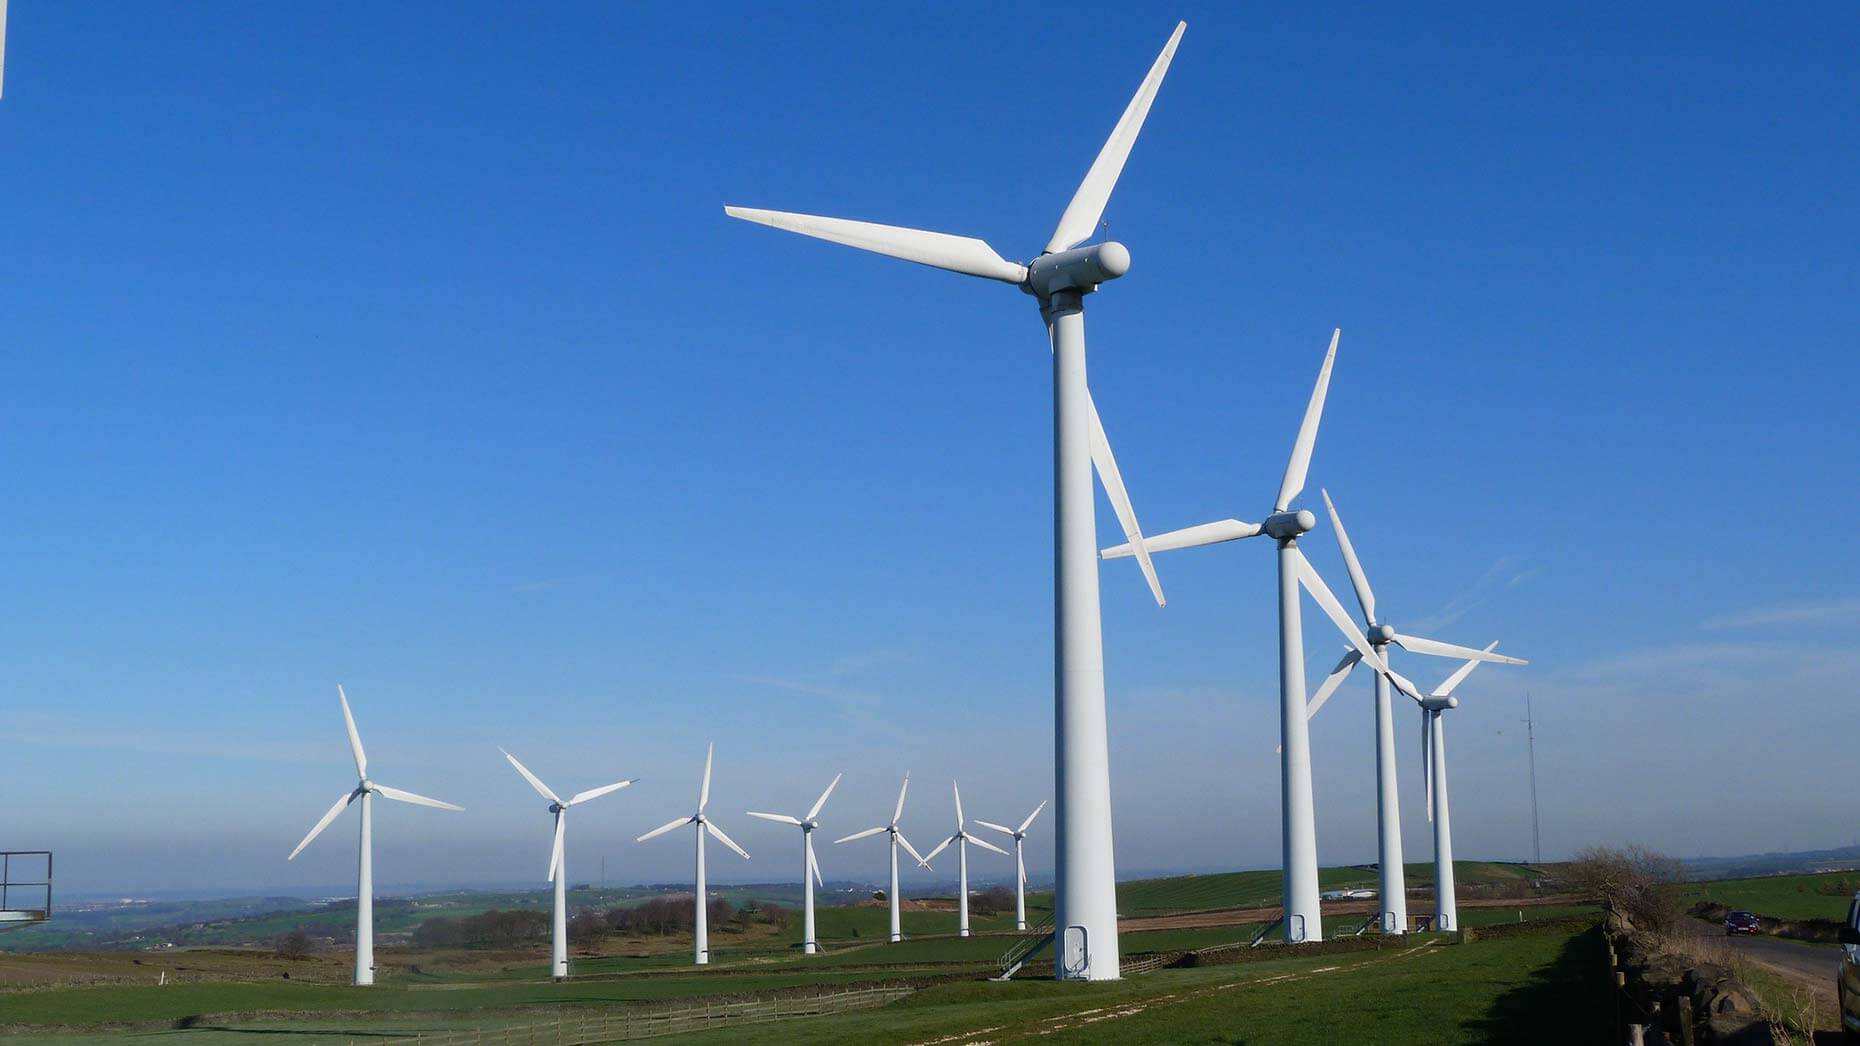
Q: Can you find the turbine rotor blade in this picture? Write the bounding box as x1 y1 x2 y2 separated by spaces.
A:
747 811 803 826
952 780 964 828
1018 800 1047 835
1275 329 1340 513
811 843 825 889
1305 649 1363 721
374 784 464 811
1422 709 1434 822
805 773 843 822
706 820 751 860
1101 518 1262 559
1433 646 1496 697
337 685 367 779
699 742 714 811
967 833 1009 857
1387 667 1427 704
1392 633 1527 665
973 819 1015 836
637 816 691 843
921 835 954 865
548 810 566 882
501 748 561 804
893 774 910 825
896 832 929 867
834 825 887 844
1044 21 1188 253
1088 392 1164 606
723 207 1027 284
1320 489 1376 626
1289 548 1388 672
288 788 359 860
568 779 636 806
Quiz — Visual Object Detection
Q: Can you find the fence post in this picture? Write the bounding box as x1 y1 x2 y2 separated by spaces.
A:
1676 996 1694 1046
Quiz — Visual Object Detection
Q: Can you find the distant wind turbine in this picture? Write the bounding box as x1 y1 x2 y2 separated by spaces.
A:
500 749 636 979
746 772 842 955
921 782 1009 938
635 743 749 966
834 774 929 943
976 801 1047 931
287 686 463 987
1417 646 1516 932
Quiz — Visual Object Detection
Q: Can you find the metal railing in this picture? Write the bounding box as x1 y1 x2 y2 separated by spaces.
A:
0 852 52 929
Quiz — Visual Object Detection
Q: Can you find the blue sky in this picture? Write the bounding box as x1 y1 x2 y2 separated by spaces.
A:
2 3 1857 896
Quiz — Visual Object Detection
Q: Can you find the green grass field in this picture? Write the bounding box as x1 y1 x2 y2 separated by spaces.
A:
1680 870 1860 922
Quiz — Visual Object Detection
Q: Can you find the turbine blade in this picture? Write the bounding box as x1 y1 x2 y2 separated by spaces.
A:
1422 709 1434 822
724 207 1027 284
1305 649 1363 721
893 773 910 825
896 832 929 867
337 685 367 779
973 819 1015 836
374 784 464 811
805 773 842 823
1387 667 1428 704
747 811 803 826
811 842 825 889
1044 21 1188 253
501 748 561 804
1101 518 1262 559
1432 646 1495 697
637 816 691 843
288 789 358 860
1392 633 1527 666
952 780 964 828
548 810 566 882
1290 547 1388 673
1088 392 1164 606
967 833 1009 857
706 821 751 860
1274 329 1340 513
1320 489 1375 626
834 825 887 844
0 0 8 100
699 742 714 811
1018 800 1047 835
568 779 636 806
921 835 954 865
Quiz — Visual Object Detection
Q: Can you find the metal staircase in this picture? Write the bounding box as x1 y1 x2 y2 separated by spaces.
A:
992 916 1056 981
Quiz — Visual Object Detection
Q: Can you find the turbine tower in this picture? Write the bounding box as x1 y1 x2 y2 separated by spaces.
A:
1301 489 1526 934
834 774 929 944
1102 332 1400 944
1417 646 1519 931
635 743 750 966
500 749 636 979
725 22 1188 980
921 782 1009 938
287 686 463 986
976 801 1047 931
746 772 842 955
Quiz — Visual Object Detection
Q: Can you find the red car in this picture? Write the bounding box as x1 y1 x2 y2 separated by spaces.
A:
1724 910 1760 936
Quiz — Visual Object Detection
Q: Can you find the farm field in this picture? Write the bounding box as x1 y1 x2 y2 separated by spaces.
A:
1678 870 1860 922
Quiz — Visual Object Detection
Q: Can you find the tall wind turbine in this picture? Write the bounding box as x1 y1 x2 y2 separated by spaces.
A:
287 686 463 986
746 772 841 955
834 774 929 944
1417 646 1516 932
726 22 1188 980
635 743 750 966
500 749 636 979
975 801 1047 931
1102 331 1400 944
1301 489 1526 934
922 782 1009 938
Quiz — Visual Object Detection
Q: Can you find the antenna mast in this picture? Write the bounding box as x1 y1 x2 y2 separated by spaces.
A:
1524 693 1542 866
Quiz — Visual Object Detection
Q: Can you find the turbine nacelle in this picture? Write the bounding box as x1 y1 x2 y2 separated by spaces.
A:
1368 623 1397 645
1024 242 1131 298
1261 509 1317 541
1422 696 1459 712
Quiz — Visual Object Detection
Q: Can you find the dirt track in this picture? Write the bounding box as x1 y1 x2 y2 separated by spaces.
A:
1117 893 1589 933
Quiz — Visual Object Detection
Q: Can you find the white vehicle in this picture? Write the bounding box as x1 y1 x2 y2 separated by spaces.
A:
1839 891 1860 1038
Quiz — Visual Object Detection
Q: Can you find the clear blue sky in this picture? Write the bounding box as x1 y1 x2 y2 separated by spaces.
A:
3 3 1856 896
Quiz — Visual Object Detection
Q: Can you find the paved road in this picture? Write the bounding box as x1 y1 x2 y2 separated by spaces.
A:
1690 918 1839 984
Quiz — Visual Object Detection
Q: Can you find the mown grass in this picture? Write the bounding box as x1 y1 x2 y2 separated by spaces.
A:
1679 870 1860 922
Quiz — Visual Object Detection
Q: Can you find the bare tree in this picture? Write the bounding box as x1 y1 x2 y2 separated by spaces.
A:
274 929 312 960
1567 844 1687 932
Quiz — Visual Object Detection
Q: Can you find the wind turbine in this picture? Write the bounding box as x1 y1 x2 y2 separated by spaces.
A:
921 782 1009 937
976 801 1047 931
1102 331 1401 944
1300 489 1526 934
635 743 750 966
287 686 462 986
726 22 1189 980
500 749 636 979
1416 646 1514 932
746 772 842 955
834 774 930 944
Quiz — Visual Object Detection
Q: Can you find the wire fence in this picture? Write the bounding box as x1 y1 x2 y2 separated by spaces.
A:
373 984 914 1045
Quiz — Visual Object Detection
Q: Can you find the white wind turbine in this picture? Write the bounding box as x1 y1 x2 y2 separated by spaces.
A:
287 686 462 986
1414 646 1514 932
834 774 930 944
921 782 1009 938
635 743 750 966
726 22 1189 980
1300 489 1526 934
1102 331 1402 945
746 772 842 955
500 749 637 979
976 801 1047 931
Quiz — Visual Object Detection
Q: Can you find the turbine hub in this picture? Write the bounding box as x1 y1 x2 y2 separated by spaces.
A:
1369 623 1396 645
359 778 374 792
1422 696 1457 712
1262 509 1317 541
549 802 564 814
1024 241 1131 298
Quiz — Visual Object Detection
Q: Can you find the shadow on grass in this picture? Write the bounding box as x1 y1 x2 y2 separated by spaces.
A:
1463 925 1613 1044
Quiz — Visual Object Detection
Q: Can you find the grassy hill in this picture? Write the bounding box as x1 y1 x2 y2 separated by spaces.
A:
1679 870 1860 922
1103 861 1558 918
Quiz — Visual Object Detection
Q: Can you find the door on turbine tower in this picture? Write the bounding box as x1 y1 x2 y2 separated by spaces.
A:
1061 926 1089 977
